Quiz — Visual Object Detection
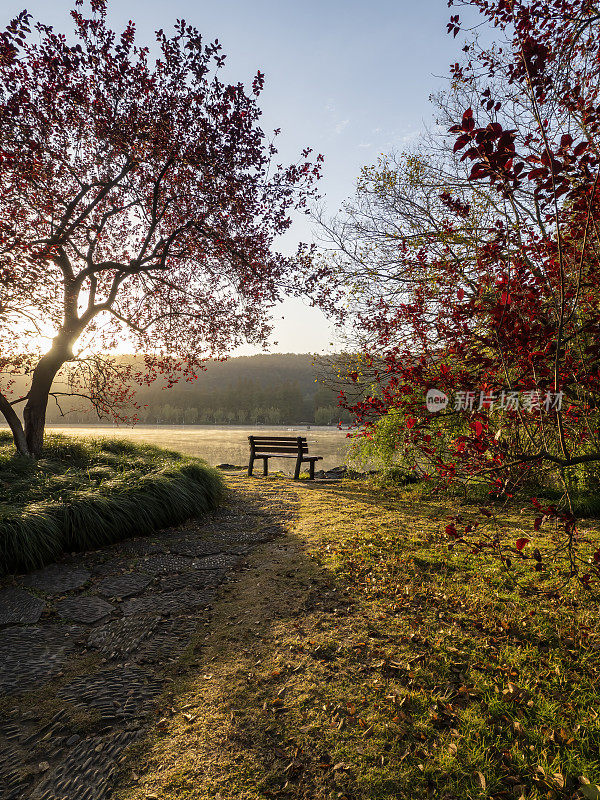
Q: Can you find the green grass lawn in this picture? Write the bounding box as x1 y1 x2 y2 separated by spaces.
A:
0 432 224 574
114 475 600 800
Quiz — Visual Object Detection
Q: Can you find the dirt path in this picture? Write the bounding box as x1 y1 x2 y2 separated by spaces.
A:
0 473 301 800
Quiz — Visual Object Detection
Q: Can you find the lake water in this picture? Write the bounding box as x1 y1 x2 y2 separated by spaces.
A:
42 424 353 474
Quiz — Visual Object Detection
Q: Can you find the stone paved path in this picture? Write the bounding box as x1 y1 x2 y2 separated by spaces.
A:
0 474 297 800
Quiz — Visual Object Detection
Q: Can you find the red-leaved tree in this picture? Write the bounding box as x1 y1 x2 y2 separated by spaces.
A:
335 0 600 584
0 0 323 456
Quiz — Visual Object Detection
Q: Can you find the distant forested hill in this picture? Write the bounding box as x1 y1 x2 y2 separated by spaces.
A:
31 353 353 426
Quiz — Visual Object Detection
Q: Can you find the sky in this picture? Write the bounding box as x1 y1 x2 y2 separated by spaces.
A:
3 0 470 356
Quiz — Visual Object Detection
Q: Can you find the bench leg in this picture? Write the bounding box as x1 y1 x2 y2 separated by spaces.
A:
248 456 254 477
309 460 315 480
294 456 302 480
263 457 268 477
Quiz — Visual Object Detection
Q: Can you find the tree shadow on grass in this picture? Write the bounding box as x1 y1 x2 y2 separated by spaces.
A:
113 476 386 799
113 476 468 799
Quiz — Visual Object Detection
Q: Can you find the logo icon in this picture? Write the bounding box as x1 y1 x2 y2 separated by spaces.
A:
426 388 448 413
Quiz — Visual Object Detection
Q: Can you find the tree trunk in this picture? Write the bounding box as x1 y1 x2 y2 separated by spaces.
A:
23 402 47 458
23 340 71 457
0 393 30 455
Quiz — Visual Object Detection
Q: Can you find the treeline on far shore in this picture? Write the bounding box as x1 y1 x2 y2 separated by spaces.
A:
130 381 353 426
42 354 355 426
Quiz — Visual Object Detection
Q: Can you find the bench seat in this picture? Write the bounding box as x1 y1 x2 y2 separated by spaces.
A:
248 435 323 480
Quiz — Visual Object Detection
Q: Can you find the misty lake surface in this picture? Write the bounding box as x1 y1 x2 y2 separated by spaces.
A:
43 424 353 473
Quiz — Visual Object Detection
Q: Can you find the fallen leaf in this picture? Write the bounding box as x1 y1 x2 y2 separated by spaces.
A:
551 771 565 789
515 538 529 551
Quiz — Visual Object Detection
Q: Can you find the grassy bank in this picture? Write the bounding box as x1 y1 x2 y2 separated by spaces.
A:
115 475 600 800
0 432 225 574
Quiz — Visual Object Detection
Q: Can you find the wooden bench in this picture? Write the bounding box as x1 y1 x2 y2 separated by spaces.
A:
248 435 323 480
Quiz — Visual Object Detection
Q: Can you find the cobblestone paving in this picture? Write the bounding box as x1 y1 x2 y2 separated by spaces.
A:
0 473 297 800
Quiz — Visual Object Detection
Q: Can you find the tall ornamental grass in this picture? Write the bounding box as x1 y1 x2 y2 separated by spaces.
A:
0 433 225 574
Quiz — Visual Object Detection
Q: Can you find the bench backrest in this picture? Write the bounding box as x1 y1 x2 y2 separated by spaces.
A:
249 435 308 455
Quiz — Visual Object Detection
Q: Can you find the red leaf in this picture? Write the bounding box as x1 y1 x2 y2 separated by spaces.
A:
560 133 573 149
533 517 543 531
453 134 471 153
527 167 548 180
457 288 465 300
462 108 475 131
474 420 483 437
406 416 416 429
469 164 489 180
515 538 529 551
